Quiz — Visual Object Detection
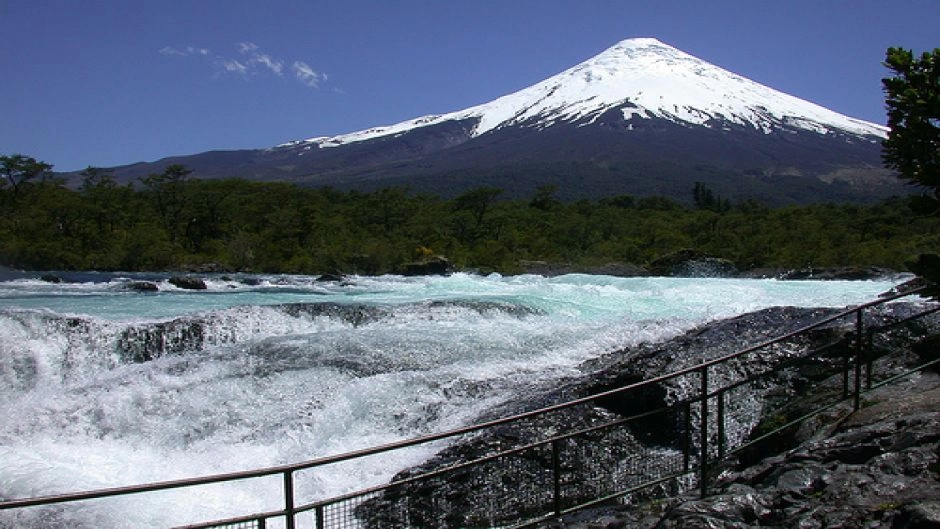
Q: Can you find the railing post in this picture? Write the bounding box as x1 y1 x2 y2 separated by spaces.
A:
683 401 692 473
284 470 296 529
854 309 864 411
315 504 325 529
716 389 726 459
551 439 562 518
842 340 850 399
699 366 709 497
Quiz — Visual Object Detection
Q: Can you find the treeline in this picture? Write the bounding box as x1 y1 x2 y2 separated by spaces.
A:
1 163 938 275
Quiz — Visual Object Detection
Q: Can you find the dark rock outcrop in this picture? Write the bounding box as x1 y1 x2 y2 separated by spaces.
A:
124 281 159 292
777 266 898 281
115 299 540 363
168 275 208 290
648 249 737 277
397 255 454 276
567 376 940 529
357 301 939 529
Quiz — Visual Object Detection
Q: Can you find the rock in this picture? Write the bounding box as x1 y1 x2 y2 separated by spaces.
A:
896 501 940 529
119 319 207 362
735 267 788 279
879 277 927 297
778 266 897 281
516 260 570 276
555 375 940 529
642 378 940 529
125 281 159 292
168 275 207 290
911 335 940 373
583 262 649 277
316 273 346 283
356 302 940 529
648 249 737 277
398 255 454 276
40 274 64 283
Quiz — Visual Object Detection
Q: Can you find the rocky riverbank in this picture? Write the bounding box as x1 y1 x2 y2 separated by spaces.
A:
557 371 940 529
357 299 939 529
554 307 940 529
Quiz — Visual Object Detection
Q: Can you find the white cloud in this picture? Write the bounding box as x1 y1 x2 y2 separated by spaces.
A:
253 53 284 75
235 41 284 75
162 42 325 88
160 46 210 57
293 61 327 88
221 59 248 75
238 42 259 54
159 46 186 56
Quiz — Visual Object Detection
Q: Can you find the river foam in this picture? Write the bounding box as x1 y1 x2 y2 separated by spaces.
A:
0 273 902 528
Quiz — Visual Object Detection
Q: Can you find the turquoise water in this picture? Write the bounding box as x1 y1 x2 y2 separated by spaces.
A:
0 272 903 528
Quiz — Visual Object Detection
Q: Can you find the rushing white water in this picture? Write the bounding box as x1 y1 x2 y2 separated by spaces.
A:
0 272 901 528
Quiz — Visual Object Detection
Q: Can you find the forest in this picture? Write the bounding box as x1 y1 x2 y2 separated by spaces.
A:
1 161 938 276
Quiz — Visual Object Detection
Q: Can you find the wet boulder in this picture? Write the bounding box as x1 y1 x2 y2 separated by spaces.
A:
778 266 897 280
648 249 737 278
168 275 207 290
398 255 454 276
125 281 159 292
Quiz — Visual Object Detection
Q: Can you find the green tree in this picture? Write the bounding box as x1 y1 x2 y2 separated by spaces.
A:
883 47 940 297
882 47 940 209
140 164 192 243
529 184 560 211
451 186 503 243
0 154 52 196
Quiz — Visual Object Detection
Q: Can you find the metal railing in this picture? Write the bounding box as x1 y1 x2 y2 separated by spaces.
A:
2 288 937 529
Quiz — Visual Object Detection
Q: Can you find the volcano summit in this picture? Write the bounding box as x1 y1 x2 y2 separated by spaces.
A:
108 38 900 204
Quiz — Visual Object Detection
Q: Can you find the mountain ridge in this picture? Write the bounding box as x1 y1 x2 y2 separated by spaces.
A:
280 37 887 150
100 38 902 205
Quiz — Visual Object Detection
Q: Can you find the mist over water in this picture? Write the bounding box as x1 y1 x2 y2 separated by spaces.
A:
0 273 901 528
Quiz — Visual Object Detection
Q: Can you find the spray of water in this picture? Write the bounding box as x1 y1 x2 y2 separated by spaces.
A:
0 273 900 527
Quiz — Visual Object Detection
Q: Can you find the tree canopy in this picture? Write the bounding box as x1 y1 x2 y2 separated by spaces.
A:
0 154 53 195
882 46 940 296
0 157 937 275
882 46 940 210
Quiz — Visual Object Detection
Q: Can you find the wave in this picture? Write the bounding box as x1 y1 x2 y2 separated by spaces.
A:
0 275 907 528
0 300 541 395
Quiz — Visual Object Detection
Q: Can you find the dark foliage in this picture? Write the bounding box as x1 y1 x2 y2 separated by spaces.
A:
883 46 940 208
1 159 938 275
883 46 940 297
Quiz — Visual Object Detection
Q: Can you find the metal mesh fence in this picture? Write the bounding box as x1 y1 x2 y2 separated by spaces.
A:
349 440 557 529
185 518 266 529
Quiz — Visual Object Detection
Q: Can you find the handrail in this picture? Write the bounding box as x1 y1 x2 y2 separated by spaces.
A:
1 286 935 529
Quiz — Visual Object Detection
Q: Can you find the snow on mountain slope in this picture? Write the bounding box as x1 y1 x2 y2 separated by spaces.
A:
281 38 887 151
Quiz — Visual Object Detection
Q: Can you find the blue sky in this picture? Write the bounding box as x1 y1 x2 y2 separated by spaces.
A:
2 0 938 172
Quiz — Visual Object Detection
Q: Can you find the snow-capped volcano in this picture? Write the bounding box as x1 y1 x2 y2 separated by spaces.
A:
287 38 886 150
105 38 899 205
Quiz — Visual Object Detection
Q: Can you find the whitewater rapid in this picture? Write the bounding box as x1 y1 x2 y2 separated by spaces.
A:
0 272 902 528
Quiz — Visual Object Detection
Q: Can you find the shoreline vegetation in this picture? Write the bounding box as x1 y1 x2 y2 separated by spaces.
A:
1 169 939 279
